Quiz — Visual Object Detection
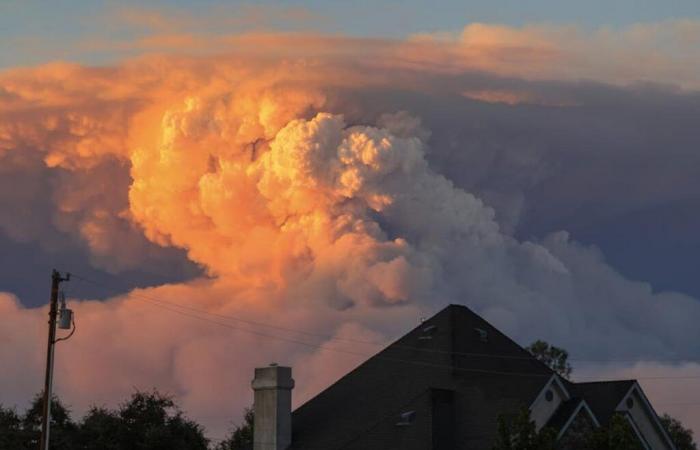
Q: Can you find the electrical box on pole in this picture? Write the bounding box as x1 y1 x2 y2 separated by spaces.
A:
58 292 73 330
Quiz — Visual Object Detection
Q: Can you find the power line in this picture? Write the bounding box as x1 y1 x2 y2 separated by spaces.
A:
69 272 700 364
655 402 700 406
70 273 379 345
71 274 562 379
79 283 553 378
67 271 700 381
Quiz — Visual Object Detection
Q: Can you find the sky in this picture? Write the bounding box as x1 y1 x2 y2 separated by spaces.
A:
3 0 700 67
2 0 700 442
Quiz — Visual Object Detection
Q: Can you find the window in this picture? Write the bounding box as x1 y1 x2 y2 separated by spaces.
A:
545 390 554 402
474 327 488 342
418 325 437 340
396 411 416 426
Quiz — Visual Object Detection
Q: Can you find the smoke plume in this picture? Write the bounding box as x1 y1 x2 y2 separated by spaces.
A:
2 25 700 437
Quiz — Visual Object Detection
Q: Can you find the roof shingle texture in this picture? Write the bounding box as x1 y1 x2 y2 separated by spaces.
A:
290 304 553 450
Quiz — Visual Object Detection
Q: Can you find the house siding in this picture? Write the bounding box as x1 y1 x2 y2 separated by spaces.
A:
620 390 673 450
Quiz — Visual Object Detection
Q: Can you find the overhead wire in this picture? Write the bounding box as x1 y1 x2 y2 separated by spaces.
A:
67 271 700 382
68 272 700 364
70 273 379 344
71 276 551 378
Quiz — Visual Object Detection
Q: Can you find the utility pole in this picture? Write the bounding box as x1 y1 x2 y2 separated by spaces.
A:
39 269 70 450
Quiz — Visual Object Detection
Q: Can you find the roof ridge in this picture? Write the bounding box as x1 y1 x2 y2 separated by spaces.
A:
445 302 556 377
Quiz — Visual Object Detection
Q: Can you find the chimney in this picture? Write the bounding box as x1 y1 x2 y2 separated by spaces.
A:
251 364 295 450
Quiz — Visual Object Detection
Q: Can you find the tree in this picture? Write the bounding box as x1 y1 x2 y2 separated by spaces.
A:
526 340 572 379
0 390 210 450
556 406 597 450
215 407 254 450
0 404 27 450
493 409 649 450
77 406 122 450
584 414 644 450
661 413 697 450
115 390 209 450
492 407 556 450
21 392 78 450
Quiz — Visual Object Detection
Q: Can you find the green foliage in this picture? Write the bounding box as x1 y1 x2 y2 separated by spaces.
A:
584 414 644 450
661 413 697 450
214 407 254 450
0 404 27 450
493 409 652 450
526 340 572 379
2 354 696 450
492 407 557 450
77 407 122 450
103 390 208 450
21 392 78 450
0 390 208 450
556 406 597 450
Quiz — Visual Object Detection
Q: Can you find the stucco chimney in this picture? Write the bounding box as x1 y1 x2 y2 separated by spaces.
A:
251 364 294 450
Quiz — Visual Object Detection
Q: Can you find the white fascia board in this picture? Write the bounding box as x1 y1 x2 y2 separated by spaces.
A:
529 374 571 410
623 412 652 450
556 400 600 440
616 382 676 450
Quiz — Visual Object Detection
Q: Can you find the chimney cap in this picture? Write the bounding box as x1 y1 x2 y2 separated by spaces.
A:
252 365 295 390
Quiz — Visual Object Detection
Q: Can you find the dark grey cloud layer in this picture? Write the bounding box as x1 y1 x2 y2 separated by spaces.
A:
0 151 200 306
330 78 700 299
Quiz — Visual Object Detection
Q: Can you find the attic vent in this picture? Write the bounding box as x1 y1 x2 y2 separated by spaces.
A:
418 324 437 340
474 327 489 343
396 411 416 426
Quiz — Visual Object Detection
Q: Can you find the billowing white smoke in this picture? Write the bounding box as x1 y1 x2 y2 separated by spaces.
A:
1 54 699 437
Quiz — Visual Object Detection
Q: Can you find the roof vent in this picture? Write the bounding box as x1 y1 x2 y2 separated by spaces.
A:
418 324 437 340
474 327 488 343
396 410 416 426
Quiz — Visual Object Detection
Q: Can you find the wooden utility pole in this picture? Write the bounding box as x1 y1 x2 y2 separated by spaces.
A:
39 270 70 450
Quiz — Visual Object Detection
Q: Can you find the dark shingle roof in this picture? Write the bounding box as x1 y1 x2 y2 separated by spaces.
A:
290 304 553 450
546 398 585 433
567 380 635 425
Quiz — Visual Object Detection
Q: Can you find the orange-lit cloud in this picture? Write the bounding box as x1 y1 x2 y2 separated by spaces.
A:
2 23 700 439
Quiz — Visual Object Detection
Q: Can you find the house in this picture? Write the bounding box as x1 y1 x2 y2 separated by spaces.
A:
250 304 676 449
